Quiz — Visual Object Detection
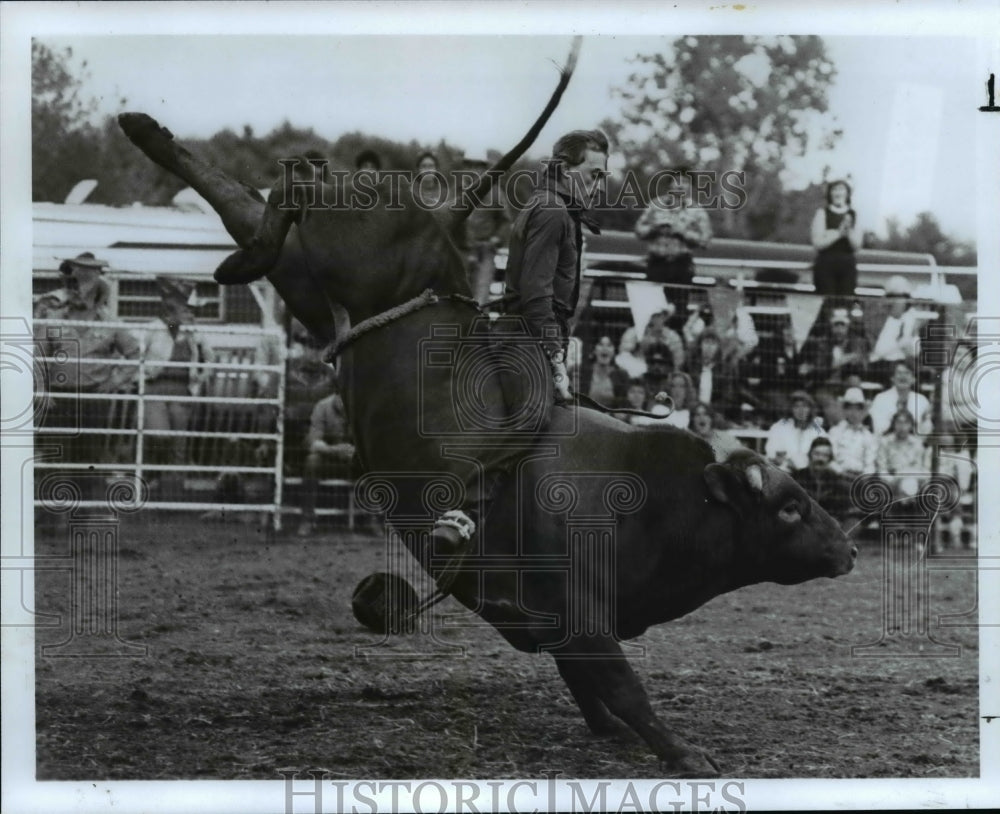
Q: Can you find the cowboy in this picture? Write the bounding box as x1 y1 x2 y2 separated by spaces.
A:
503 129 609 400
427 130 609 581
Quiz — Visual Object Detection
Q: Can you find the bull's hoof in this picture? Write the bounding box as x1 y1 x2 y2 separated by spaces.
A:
662 746 721 778
214 248 275 285
118 112 173 143
117 113 190 171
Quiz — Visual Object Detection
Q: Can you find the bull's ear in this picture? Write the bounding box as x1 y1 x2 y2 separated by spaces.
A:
703 462 764 509
703 463 741 507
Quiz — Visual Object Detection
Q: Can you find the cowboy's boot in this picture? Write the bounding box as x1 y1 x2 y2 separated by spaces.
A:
428 509 476 594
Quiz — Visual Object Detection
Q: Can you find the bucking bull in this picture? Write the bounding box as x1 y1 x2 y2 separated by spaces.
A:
117 38 856 776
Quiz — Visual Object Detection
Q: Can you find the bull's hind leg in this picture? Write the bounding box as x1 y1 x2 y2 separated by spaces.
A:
118 113 264 246
213 182 298 284
555 638 720 777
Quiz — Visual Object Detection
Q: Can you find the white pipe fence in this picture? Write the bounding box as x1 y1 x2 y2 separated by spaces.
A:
32 319 356 530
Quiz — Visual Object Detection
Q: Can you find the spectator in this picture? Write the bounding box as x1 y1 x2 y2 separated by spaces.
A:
689 401 743 459
764 390 827 474
615 327 647 379
868 275 925 385
640 309 685 372
33 253 141 465
577 335 630 409
416 151 438 174
354 149 381 173
414 151 441 208
740 322 803 422
720 306 760 364
283 332 338 476
634 171 712 323
930 434 976 552
298 389 356 536
869 362 932 436
792 437 852 523
642 343 674 399
810 179 859 300
663 371 696 428
460 154 511 304
797 307 869 389
141 276 215 483
875 409 929 501
682 302 713 349
828 387 878 478
621 378 671 427
686 329 740 421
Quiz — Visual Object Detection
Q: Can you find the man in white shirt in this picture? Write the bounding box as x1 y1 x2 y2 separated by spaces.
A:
868 275 925 385
828 387 878 478
869 362 932 436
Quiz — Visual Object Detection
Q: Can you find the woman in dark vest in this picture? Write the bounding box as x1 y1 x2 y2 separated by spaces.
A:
810 179 860 299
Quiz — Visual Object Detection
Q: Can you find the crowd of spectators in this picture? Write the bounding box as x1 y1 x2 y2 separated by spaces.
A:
568 288 975 543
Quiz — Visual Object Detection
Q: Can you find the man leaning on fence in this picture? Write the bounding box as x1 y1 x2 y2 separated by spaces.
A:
141 276 215 494
297 386 356 537
33 252 140 466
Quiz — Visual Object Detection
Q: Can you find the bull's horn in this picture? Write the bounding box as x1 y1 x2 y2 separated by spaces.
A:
745 464 764 496
448 35 581 229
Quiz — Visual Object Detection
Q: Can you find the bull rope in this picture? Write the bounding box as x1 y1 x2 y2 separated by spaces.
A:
324 288 674 421
323 288 480 363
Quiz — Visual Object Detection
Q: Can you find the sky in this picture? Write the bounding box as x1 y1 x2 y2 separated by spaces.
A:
25 21 989 243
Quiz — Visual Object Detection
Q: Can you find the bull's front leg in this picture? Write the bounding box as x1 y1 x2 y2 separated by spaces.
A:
554 656 618 736
118 113 265 246
554 638 721 777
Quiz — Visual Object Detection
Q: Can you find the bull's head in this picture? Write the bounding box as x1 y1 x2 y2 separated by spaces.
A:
703 449 857 584
118 37 581 342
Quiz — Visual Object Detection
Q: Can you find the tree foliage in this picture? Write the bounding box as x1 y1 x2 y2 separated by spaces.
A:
602 35 841 240
32 42 102 202
867 212 976 266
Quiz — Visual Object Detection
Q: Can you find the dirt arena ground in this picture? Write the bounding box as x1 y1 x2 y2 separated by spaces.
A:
34 512 979 780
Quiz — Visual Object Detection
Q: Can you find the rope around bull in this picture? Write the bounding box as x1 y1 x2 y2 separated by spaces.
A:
323 288 674 420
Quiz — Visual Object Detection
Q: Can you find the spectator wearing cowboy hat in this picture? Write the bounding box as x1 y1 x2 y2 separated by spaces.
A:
33 253 141 476
797 306 870 390
869 275 926 386
764 389 827 474
140 277 215 480
828 387 879 478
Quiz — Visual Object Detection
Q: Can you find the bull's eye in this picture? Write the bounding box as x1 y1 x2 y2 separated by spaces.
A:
779 502 801 523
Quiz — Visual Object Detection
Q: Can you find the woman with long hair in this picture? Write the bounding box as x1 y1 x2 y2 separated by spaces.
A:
875 409 929 500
